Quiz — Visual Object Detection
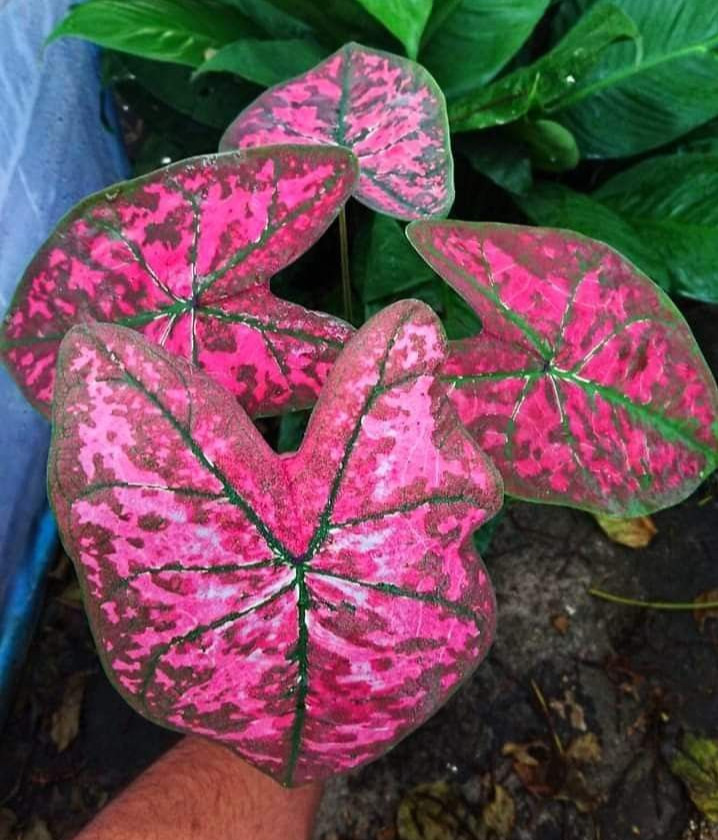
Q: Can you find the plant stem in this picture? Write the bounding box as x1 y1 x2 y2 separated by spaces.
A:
338 205 353 323
588 587 718 611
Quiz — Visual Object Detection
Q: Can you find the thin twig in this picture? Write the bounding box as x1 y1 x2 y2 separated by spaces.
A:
588 587 718 611
338 205 353 323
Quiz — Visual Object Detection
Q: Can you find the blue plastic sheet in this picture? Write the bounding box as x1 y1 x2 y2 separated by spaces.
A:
0 0 129 722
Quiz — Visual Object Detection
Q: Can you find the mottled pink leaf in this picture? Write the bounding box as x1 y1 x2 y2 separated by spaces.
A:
48 301 502 785
219 42 453 220
1 146 357 418
407 221 718 516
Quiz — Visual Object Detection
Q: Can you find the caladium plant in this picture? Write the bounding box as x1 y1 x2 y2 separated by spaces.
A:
407 221 718 516
0 145 357 418
219 42 454 221
48 300 502 785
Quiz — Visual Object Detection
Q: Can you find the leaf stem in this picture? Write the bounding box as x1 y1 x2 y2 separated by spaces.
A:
338 204 353 323
588 588 718 611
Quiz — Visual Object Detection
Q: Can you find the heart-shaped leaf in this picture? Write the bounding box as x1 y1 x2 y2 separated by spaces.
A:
1 146 357 418
48 301 502 785
219 43 454 220
407 221 718 516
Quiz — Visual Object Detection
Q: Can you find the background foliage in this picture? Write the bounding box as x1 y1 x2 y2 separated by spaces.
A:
56 0 718 314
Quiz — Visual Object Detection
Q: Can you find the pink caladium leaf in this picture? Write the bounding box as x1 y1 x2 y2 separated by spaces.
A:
48 300 502 785
407 221 718 516
219 43 453 220
1 146 357 418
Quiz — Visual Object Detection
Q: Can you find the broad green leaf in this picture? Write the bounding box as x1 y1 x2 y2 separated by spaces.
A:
449 2 639 132
354 0 432 59
594 153 718 303
195 38 328 86
420 0 550 99
49 0 260 67
515 181 667 286
519 155 718 304
555 0 718 157
461 132 533 195
512 118 580 172
676 118 718 154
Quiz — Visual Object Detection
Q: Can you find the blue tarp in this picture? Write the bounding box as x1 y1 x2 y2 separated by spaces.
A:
0 0 129 722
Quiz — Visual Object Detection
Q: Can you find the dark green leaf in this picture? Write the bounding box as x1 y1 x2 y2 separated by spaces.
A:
107 53 257 130
196 38 328 86
449 3 639 132
473 506 505 556
462 131 533 195
511 118 580 172
49 0 260 67
421 0 550 99
676 118 718 154
352 214 479 338
515 181 666 284
555 0 718 157
441 284 482 339
595 153 718 302
276 410 311 453
353 214 437 304
353 0 432 58
263 0 390 48
216 0 313 37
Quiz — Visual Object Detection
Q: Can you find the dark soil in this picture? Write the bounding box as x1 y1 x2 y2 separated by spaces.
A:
1 305 717 840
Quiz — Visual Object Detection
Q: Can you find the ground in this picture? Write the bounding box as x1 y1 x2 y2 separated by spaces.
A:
0 305 717 840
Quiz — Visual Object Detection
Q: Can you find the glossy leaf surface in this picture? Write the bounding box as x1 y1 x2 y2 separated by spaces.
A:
554 0 718 157
220 43 454 220
195 38 328 86
48 302 502 784
1 147 357 418
49 0 260 67
448 3 638 133
354 0 433 59
520 156 718 305
408 221 718 515
421 0 550 99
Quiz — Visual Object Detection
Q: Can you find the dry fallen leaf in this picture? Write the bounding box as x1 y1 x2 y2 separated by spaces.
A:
481 784 515 837
548 689 587 732
594 514 657 548
502 731 604 814
551 614 570 635
566 733 603 764
50 672 87 752
502 740 560 798
22 819 53 840
396 781 481 840
0 809 17 840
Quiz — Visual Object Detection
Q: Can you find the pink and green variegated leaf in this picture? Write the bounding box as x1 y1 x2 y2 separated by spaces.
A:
48 301 502 785
219 42 453 221
407 221 718 517
1 146 357 418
